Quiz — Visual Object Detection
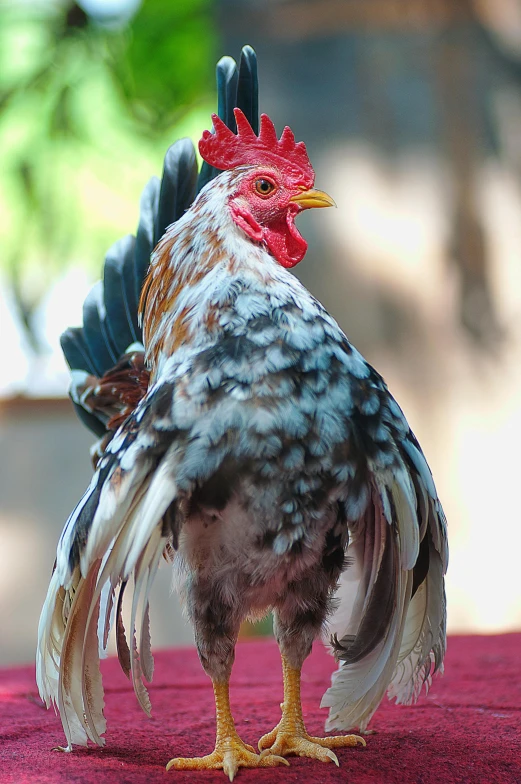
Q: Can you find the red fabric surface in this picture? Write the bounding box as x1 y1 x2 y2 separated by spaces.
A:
1 634 520 784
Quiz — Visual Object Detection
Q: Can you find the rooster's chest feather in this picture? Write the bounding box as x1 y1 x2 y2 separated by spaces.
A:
153 281 390 574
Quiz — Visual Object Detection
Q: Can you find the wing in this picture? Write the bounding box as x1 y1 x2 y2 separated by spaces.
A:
36 379 181 749
61 46 259 442
321 389 448 732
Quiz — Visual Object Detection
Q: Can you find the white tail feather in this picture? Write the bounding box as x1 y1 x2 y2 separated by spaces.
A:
322 570 413 731
322 454 447 732
388 544 446 704
129 527 165 714
58 564 104 747
36 440 176 749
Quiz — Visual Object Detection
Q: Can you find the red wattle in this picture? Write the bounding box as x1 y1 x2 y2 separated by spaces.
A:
262 206 307 268
230 201 307 268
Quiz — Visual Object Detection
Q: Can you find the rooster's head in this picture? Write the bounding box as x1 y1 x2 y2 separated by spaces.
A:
199 109 335 268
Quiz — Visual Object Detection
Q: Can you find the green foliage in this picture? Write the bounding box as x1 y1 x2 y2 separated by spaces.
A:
0 1 216 349
115 0 216 133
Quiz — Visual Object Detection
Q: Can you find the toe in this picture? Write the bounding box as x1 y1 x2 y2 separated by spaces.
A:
258 729 278 752
166 755 217 772
310 733 366 749
293 738 339 763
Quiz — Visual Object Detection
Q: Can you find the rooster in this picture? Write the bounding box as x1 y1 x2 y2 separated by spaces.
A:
37 47 448 780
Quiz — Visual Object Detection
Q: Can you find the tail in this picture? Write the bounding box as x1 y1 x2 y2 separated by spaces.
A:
321 430 448 731
61 45 259 443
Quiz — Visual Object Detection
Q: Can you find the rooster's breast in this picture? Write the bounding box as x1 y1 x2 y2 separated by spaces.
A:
164 285 387 591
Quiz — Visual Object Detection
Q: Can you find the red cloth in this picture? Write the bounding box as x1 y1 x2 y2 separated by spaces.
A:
1 634 520 784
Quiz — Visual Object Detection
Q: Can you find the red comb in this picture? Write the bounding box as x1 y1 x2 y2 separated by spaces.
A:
198 109 314 187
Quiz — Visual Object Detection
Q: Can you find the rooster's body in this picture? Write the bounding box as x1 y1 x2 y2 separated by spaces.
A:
37 48 447 779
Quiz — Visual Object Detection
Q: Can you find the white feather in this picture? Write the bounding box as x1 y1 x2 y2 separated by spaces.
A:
123 457 177 577
36 428 177 747
129 528 164 714
390 469 419 571
322 570 413 730
57 565 103 748
322 454 447 732
388 542 446 704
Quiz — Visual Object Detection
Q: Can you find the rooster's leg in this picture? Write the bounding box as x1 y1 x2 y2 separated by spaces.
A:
167 583 288 779
259 589 365 764
258 655 365 763
166 678 288 779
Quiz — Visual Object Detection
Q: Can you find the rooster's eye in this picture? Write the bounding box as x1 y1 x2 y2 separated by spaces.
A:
254 178 276 197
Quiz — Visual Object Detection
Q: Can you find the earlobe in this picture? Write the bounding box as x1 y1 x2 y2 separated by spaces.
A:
230 201 264 242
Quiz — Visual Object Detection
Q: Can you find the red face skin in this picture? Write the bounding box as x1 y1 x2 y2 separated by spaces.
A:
228 168 310 268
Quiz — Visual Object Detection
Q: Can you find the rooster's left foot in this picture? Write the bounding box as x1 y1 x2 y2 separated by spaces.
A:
259 656 366 764
258 724 365 765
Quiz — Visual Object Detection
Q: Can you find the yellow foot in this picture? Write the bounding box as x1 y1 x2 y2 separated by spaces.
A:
166 738 289 781
258 725 366 765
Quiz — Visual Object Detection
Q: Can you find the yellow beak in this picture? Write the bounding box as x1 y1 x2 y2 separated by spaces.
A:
289 188 336 210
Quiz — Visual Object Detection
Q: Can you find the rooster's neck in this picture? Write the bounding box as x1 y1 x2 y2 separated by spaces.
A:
139 174 285 375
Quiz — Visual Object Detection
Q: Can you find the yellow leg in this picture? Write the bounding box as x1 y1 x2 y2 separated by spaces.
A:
258 655 366 765
166 680 289 780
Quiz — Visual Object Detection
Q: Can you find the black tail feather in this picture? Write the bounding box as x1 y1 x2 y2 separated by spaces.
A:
237 45 259 135
197 45 259 193
104 235 141 356
134 177 161 313
154 138 198 246
197 56 239 193
72 403 108 439
82 282 119 375
61 327 98 377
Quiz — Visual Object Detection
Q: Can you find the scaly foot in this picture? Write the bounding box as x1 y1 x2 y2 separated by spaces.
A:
258 722 365 765
258 655 365 765
167 736 288 781
167 677 289 779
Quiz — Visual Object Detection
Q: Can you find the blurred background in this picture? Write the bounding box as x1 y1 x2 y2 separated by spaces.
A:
1 0 521 667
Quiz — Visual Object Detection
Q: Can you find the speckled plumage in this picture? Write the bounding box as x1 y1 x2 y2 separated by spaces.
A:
37 128 447 761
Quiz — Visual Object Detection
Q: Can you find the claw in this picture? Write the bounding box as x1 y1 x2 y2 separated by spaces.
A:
325 749 339 766
259 748 291 763
222 751 237 781
258 748 290 766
